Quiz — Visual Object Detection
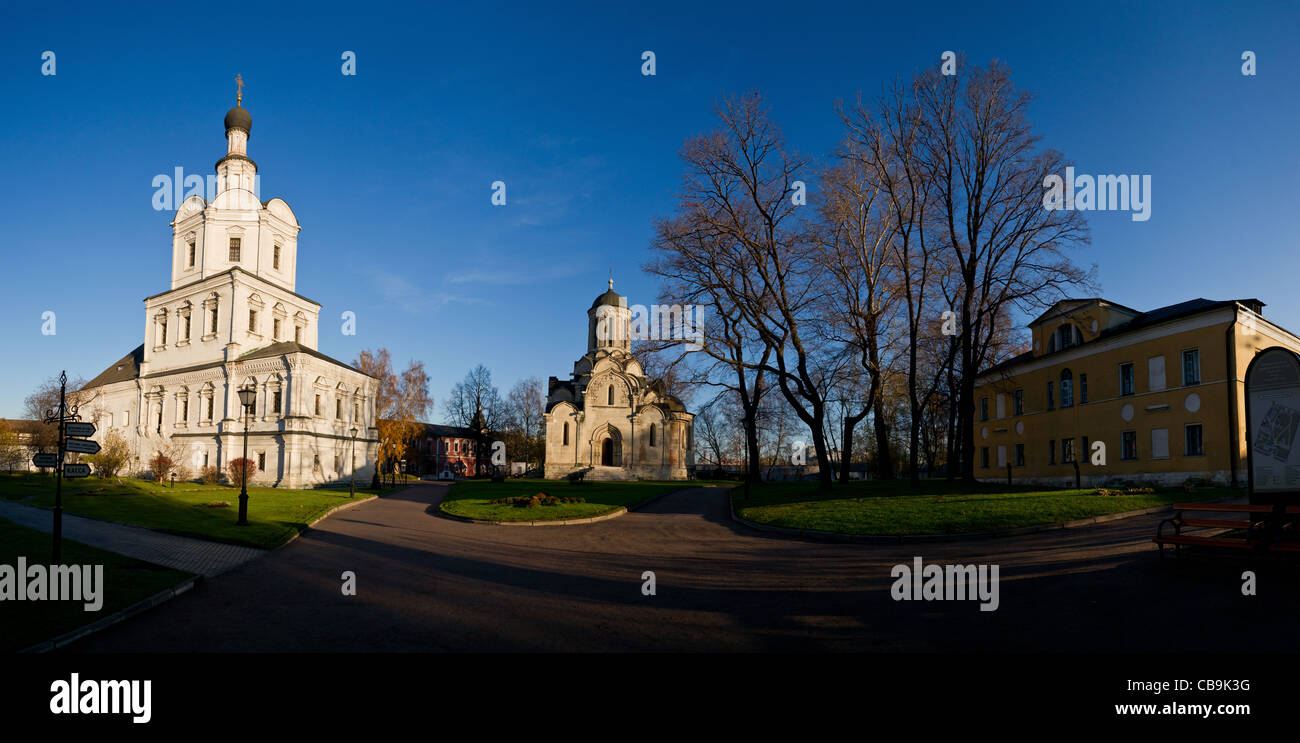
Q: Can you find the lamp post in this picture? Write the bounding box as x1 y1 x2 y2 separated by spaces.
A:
349 426 358 498
236 385 256 525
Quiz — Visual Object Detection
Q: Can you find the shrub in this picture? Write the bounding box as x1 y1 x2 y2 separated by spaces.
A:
227 458 257 489
172 464 193 483
85 430 130 479
491 491 579 508
200 466 221 485
203 501 230 508
148 452 175 483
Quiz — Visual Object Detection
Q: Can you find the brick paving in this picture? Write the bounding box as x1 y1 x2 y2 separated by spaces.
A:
0 500 264 577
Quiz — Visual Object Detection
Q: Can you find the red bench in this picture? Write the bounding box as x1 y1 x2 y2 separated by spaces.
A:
1154 503 1300 560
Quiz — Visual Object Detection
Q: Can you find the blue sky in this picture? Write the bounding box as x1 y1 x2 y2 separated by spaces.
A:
2 0 1297 419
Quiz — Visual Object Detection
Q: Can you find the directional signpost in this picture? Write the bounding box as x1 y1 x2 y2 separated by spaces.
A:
40 370 86 563
65 438 101 455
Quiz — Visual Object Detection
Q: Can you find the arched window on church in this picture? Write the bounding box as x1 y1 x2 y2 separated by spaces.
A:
649 423 656 447
563 422 569 446
1060 369 1074 408
608 385 614 405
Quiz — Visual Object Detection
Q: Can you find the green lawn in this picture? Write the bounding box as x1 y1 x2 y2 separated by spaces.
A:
732 479 1231 536
0 517 194 652
439 478 692 522
0 473 380 549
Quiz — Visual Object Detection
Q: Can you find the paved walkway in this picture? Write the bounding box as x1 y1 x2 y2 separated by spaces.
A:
0 500 265 577
67 482 1300 653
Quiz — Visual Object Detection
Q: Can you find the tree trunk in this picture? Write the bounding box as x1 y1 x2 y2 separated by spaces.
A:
873 400 893 480
839 410 868 483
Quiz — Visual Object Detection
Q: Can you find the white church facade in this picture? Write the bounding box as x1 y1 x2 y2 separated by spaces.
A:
75 94 379 488
543 281 694 481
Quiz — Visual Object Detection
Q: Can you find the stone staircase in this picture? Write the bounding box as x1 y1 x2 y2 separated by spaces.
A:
583 466 640 482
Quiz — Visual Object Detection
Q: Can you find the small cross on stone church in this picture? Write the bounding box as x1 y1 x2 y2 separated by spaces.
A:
543 280 694 480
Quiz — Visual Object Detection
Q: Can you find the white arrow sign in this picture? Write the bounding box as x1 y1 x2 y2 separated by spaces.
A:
65 438 101 455
63 463 91 478
65 422 96 438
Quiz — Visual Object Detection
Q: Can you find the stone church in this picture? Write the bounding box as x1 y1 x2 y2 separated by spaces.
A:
75 93 379 488
543 281 694 480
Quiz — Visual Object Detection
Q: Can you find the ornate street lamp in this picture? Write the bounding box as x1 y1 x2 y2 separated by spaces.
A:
236 385 256 525
349 426 358 498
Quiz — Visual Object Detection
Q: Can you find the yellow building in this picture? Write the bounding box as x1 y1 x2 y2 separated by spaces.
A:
973 297 1299 488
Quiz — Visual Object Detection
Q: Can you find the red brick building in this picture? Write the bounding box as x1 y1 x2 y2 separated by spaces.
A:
406 423 490 478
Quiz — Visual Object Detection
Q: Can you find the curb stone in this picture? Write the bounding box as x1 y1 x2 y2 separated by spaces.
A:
17 575 204 654
443 506 629 526
275 495 378 550
727 490 1241 544
439 485 693 526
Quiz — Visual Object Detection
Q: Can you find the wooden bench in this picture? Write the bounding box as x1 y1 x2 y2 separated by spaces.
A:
1154 502 1300 560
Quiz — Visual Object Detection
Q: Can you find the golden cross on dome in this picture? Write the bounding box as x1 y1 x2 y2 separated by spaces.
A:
235 74 244 106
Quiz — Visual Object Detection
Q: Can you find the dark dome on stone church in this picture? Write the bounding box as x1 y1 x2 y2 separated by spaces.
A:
590 279 625 309
224 105 252 135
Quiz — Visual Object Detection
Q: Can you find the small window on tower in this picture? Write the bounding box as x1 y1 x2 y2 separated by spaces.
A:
187 241 196 267
294 325 302 344
229 237 241 262
272 318 281 340
273 244 281 270
248 309 258 333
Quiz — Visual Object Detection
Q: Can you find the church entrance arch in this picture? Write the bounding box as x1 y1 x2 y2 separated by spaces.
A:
592 426 623 467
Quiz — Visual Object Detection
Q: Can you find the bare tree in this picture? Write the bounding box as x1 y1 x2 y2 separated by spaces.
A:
814 143 905 482
443 364 504 430
652 93 837 488
502 376 546 469
838 80 962 485
914 59 1093 481
24 374 87 452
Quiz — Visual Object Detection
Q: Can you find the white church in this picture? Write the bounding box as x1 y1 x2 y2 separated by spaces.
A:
75 92 378 488
543 281 694 480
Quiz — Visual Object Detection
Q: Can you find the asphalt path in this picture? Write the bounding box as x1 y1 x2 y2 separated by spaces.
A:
70 482 1300 652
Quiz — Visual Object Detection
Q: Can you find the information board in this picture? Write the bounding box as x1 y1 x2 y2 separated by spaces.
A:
1246 347 1300 494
